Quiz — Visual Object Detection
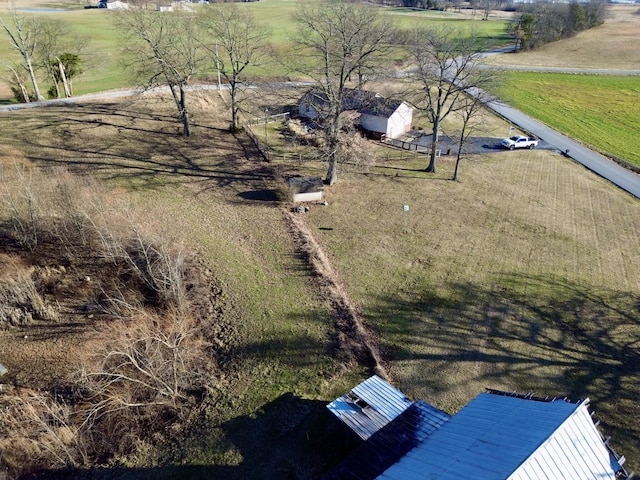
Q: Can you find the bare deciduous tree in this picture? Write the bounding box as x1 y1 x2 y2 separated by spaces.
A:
200 3 271 132
78 309 213 425
0 7 44 101
407 26 486 173
452 87 493 182
292 1 395 185
36 18 87 99
114 8 203 137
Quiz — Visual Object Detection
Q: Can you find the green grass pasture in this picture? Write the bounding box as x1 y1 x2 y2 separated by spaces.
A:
1 2 509 100
0 9 132 99
496 72 640 167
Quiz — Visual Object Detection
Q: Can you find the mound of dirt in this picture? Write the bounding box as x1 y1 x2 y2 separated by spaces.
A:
286 211 389 380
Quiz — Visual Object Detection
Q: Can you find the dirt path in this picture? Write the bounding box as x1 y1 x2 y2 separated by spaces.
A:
285 210 389 381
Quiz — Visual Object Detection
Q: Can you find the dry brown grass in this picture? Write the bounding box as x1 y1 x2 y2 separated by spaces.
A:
0 89 637 475
302 149 640 469
488 5 640 70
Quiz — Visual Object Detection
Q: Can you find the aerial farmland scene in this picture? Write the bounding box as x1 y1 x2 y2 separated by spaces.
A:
0 0 638 478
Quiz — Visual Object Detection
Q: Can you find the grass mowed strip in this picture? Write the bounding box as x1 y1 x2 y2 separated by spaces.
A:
496 72 640 167
304 151 640 470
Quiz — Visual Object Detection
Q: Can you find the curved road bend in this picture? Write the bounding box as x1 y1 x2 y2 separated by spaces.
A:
487 99 640 199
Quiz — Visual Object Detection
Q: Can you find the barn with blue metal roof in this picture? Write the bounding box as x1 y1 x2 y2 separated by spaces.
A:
324 376 632 480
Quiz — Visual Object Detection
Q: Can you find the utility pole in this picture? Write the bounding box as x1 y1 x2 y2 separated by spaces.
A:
215 43 221 90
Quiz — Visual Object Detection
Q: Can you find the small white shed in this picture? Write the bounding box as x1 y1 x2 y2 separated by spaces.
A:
288 176 324 203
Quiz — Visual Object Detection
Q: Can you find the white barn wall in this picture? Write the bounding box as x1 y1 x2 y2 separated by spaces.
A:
360 114 388 136
387 103 413 139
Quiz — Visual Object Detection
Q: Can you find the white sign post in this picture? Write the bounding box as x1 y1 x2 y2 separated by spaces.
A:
403 204 409 232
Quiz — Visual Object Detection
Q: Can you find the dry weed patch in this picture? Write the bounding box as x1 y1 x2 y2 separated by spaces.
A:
0 165 230 476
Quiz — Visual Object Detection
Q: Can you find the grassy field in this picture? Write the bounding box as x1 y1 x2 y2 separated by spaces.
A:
496 72 640 167
486 5 640 70
0 88 638 475
0 0 639 477
0 9 133 99
0 94 366 478
0 0 509 100
303 149 640 470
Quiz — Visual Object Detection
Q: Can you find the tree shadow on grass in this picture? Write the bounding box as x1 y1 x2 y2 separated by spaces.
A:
237 189 280 202
0 102 274 191
367 273 640 468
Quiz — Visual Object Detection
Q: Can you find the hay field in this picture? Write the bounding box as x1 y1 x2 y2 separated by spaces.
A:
487 5 640 70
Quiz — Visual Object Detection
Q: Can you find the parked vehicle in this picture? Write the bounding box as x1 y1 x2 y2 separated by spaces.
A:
501 135 539 150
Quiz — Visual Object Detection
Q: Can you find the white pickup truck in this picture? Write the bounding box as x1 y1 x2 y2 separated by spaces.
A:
501 135 539 150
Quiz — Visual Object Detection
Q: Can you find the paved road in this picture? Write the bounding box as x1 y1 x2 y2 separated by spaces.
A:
487 98 640 199
0 84 228 112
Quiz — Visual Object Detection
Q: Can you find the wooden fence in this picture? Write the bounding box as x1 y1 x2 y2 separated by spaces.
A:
244 111 291 127
243 112 291 162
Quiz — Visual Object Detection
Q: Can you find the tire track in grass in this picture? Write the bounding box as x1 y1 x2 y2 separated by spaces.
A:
529 152 546 270
597 187 633 290
562 158 580 278
586 186 604 278
564 157 581 278
285 210 389 381
622 200 640 292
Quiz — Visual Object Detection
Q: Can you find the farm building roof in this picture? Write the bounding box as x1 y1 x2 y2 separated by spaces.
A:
324 400 451 480
325 377 631 480
327 374 420 440
299 88 404 119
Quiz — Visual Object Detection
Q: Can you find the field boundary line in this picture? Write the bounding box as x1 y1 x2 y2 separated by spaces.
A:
286 210 390 381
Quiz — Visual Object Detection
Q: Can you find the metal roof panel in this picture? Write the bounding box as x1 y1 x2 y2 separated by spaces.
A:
327 375 414 440
375 393 622 480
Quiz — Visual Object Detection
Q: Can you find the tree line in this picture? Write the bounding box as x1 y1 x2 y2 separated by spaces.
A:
508 0 607 51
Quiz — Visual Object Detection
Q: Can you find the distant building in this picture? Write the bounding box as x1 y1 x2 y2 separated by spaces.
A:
107 0 130 8
324 375 633 480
